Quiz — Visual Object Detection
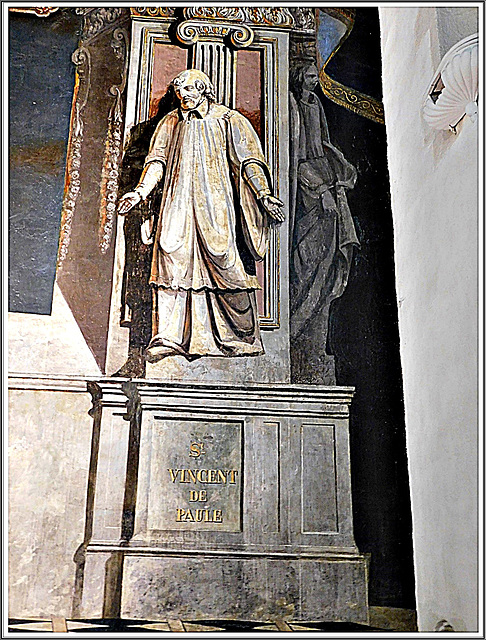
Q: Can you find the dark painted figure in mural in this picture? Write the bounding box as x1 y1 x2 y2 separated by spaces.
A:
117 69 283 374
289 60 359 384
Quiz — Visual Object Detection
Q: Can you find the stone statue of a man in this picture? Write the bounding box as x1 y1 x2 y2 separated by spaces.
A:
118 69 284 365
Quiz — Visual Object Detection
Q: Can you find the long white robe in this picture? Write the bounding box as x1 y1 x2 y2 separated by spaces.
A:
136 101 272 361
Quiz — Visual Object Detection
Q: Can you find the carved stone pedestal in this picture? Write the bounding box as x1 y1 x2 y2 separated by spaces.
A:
79 379 369 623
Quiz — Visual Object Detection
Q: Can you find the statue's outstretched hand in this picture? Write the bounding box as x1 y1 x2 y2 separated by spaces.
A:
260 195 285 223
117 191 141 216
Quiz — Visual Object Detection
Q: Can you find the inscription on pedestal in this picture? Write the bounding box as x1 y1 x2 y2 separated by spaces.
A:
147 419 243 532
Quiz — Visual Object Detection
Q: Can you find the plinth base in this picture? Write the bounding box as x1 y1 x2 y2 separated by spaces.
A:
80 547 368 623
123 552 368 622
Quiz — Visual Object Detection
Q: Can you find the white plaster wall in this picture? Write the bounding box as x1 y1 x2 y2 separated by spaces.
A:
379 7 478 632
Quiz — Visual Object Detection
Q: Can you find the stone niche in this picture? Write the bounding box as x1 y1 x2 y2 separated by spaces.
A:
105 7 292 384
76 7 369 625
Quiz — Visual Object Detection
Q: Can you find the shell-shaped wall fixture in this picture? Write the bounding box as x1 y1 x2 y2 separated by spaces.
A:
423 33 478 132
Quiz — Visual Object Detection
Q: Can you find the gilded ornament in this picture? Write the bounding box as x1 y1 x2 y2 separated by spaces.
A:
319 70 385 125
130 8 176 19
9 7 59 17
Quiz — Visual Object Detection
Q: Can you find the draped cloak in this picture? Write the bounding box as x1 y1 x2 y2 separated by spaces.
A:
139 102 272 361
289 91 359 342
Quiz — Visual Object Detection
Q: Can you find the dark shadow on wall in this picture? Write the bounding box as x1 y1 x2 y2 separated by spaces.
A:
322 8 416 608
112 91 178 377
9 10 81 314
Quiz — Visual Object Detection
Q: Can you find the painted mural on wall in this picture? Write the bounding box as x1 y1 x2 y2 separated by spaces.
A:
8 6 415 626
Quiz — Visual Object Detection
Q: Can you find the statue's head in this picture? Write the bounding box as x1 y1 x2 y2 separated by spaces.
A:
171 69 217 110
290 59 319 99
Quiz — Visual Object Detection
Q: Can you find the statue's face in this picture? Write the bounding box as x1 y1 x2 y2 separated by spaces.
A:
303 65 319 91
174 72 206 110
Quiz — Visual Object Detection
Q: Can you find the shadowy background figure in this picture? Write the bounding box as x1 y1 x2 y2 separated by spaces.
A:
114 88 179 377
289 59 360 384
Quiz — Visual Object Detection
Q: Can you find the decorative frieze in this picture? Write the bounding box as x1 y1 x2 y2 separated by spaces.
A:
183 7 293 27
57 46 91 268
131 7 293 28
98 28 129 254
77 7 127 42
238 7 294 28
130 7 176 19
288 8 316 32
184 7 246 22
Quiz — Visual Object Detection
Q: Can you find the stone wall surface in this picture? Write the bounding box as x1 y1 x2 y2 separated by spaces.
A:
8 285 102 377
379 6 478 633
8 382 93 618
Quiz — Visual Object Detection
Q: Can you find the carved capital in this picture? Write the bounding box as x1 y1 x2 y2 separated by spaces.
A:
177 20 254 48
